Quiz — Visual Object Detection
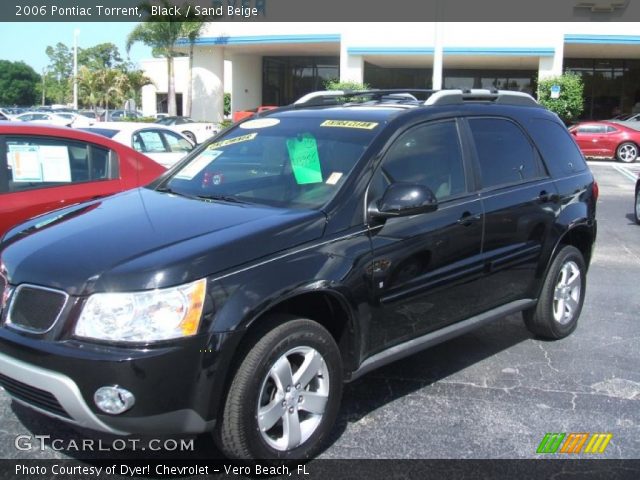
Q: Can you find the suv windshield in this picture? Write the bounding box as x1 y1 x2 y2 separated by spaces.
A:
160 116 381 209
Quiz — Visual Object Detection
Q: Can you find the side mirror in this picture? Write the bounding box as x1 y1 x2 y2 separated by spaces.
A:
369 183 438 219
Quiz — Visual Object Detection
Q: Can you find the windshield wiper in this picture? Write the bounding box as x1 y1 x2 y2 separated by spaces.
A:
155 186 197 200
195 194 250 204
156 188 250 204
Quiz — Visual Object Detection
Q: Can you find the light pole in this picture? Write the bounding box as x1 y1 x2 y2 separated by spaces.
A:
73 28 80 110
41 68 47 106
432 0 443 90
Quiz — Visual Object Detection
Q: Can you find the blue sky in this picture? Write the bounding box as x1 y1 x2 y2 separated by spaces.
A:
0 22 153 73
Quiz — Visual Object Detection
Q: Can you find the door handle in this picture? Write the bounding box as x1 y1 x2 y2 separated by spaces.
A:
457 212 481 226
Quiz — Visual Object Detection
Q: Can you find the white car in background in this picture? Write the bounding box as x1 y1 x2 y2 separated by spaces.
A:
81 122 195 168
15 111 75 127
155 116 220 144
54 112 95 128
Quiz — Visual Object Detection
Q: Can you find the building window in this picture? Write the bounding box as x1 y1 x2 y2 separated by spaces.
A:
443 69 536 95
364 63 433 89
156 93 183 116
564 59 640 120
262 56 339 106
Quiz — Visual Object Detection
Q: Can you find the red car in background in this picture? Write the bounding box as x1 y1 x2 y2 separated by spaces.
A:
0 123 166 238
231 106 278 123
569 121 640 163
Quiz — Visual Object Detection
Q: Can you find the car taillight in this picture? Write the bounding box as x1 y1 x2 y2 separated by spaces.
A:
592 181 599 202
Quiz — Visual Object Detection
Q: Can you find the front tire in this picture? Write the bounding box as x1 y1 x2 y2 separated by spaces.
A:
616 142 638 163
524 246 586 339
215 318 342 459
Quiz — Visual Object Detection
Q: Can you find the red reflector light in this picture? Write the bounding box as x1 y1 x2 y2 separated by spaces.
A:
592 181 599 202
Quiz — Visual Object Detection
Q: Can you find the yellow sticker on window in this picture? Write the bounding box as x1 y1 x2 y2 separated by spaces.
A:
320 120 379 130
208 132 257 149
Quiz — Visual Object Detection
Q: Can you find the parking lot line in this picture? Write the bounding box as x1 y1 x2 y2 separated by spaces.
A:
586 161 638 184
611 165 638 183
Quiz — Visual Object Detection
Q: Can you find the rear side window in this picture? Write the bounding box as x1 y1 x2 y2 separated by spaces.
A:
577 125 605 134
161 131 193 153
527 118 587 176
468 118 544 189
0 135 118 194
134 130 167 153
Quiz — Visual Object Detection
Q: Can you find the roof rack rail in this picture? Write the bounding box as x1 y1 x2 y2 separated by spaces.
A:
425 89 538 107
293 89 436 107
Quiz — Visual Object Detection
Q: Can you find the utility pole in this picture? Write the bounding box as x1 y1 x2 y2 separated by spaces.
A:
41 68 47 106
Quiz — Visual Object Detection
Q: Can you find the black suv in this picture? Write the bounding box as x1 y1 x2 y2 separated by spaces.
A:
0 89 597 459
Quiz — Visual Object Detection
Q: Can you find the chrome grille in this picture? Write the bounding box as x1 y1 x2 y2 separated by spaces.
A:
6 285 68 333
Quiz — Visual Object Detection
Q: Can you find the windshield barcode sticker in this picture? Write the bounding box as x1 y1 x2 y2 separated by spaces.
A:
320 120 378 130
208 133 258 149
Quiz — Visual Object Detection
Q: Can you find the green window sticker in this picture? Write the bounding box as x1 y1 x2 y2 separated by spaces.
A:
286 134 323 184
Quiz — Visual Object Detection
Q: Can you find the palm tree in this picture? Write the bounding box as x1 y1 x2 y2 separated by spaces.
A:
126 1 183 115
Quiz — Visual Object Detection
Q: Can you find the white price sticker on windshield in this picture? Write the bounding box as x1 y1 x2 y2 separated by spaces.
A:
175 150 223 180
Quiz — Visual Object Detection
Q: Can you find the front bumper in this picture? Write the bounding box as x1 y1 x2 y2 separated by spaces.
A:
0 350 130 434
0 329 242 435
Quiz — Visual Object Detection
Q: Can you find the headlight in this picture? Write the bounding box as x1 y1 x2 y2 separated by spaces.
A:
74 278 207 342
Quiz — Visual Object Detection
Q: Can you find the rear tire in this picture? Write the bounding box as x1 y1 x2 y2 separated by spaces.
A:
215 318 342 459
524 246 586 339
616 142 638 163
635 186 640 225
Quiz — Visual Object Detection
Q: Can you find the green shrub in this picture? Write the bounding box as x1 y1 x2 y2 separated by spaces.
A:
123 116 156 123
224 93 231 117
537 73 584 123
323 79 370 91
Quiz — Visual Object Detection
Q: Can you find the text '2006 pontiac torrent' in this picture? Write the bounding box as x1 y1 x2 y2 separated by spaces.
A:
0 89 597 459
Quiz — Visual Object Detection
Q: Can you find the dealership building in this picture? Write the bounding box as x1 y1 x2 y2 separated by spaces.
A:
140 22 640 122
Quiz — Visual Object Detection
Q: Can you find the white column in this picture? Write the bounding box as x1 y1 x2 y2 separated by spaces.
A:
191 46 225 122
339 36 364 84
141 84 156 116
539 33 564 80
231 55 262 112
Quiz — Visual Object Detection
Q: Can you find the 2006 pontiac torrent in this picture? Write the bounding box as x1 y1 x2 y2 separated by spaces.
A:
0 89 597 459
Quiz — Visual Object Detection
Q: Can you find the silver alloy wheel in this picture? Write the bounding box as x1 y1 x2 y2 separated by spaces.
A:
257 346 330 451
617 143 638 163
553 260 581 324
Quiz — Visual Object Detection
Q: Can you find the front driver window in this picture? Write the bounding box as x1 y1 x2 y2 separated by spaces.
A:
370 120 467 202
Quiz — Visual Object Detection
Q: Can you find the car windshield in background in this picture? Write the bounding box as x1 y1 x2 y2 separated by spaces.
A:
80 128 119 139
161 116 381 209
157 117 194 125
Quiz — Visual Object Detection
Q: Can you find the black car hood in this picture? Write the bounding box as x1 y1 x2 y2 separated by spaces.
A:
0 188 327 295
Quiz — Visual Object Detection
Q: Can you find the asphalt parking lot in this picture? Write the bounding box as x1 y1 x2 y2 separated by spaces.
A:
0 161 638 460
